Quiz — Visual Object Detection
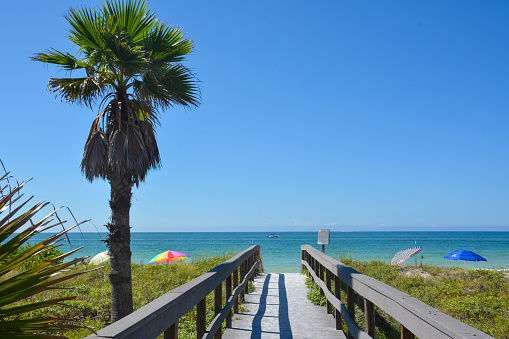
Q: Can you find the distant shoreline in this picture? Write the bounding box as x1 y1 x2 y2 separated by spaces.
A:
62 230 509 233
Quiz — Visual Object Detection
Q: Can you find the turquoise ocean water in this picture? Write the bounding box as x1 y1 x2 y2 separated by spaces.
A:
32 232 509 272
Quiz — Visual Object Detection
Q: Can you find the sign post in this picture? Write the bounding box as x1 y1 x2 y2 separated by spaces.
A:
318 229 330 253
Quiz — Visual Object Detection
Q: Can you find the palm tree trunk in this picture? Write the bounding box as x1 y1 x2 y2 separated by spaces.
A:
107 177 134 322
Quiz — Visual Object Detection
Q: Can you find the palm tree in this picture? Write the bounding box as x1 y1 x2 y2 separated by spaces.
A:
32 0 200 322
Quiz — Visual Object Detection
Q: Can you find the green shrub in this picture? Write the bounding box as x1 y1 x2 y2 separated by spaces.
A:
2 242 64 271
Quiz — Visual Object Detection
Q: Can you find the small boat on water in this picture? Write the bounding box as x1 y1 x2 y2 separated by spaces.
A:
267 234 278 238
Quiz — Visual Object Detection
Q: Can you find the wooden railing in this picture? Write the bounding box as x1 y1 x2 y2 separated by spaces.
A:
301 245 494 339
87 245 263 339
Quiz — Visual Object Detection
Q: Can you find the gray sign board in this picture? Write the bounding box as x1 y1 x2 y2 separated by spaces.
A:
318 229 330 245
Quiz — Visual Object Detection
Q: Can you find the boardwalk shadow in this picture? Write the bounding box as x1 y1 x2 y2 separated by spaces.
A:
250 274 293 339
278 274 293 338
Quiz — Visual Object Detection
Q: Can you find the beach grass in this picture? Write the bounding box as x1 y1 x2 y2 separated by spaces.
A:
306 258 509 338
17 253 243 339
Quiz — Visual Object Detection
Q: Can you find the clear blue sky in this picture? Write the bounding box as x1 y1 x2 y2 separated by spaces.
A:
2 1 508 232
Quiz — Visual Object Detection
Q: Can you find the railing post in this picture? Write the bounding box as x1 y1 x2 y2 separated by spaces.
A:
334 275 343 331
365 298 375 337
258 248 264 273
233 268 239 314
239 262 245 302
319 263 324 297
347 285 355 339
326 269 332 314
305 252 310 276
300 249 305 273
401 325 414 339
246 256 250 280
164 321 178 339
249 255 254 281
226 274 232 328
197 298 206 339
243 260 249 295
214 283 222 339
254 251 259 275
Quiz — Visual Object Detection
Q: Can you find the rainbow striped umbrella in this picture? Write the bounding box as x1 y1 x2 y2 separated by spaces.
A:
149 250 190 264
390 246 422 266
89 250 110 265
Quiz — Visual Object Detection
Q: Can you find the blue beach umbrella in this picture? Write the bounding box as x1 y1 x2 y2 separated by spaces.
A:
444 250 486 267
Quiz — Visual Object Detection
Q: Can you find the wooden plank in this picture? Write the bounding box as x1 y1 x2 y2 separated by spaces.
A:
225 275 232 328
334 275 343 331
197 298 206 339
364 299 375 337
164 321 178 339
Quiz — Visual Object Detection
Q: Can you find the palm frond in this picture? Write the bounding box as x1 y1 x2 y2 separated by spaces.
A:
133 63 200 110
107 130 128 179
139 121 160 168
157 64 201 107
0 174 94 337
48 77 106 105
143 23 193 63
100 30 145 74
66 5 105 51
125 123 148 178
104 0 156 43
30 49 85 71
81 130 108 182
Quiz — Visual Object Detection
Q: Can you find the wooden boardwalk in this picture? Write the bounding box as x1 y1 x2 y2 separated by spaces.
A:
86 246 494 339
223 273 346 339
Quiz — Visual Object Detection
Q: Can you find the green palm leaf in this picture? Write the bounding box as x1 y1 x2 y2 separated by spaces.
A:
30 49 85 71
103 0 156 43
66 6 105 51
0 174 94 337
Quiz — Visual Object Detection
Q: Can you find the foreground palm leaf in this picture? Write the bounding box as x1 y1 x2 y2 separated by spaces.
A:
33 0 200 322
0 173 92 338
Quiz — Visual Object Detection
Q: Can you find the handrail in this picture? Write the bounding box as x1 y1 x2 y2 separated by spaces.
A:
87 245 263 339
301 245 494 339
203 260 260 338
